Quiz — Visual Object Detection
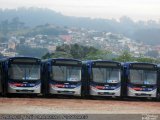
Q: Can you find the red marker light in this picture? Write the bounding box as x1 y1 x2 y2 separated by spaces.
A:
9 83 23 87
133 87 142 91
14 83 23 87
95 86 105 90
54 84 65 88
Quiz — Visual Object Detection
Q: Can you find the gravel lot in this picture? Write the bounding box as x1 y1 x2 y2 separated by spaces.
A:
0 97 159 114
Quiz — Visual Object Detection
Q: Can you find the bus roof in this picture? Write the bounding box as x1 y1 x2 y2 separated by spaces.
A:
6 57 41 64
47 58 82 62
124 62 157 66
85 60 121 64
8 56 40 60
124 62 157 70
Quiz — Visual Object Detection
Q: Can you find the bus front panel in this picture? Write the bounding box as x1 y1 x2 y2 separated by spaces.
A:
127 69 157 98
8 63 41 94
49 65 82 96
89 62 122 97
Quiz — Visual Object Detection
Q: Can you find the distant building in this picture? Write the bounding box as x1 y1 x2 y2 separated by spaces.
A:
47 45 56 52
59 35 72 42
8 41 16 50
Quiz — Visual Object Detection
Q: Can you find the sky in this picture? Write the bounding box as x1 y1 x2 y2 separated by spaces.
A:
0 0 160 21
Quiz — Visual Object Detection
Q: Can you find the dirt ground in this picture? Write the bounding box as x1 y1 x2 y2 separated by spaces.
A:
0 97 160 114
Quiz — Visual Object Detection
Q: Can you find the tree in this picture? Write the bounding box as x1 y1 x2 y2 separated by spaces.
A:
113 51 134 62
16 45 48 57
42 44 160 63
85 50 112 60
136 56 160 63
42 52 73 59
42 52 51 59
42 44 113 60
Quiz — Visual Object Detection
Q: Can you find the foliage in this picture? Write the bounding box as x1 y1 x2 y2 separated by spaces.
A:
113 51 160 63
113 51 134 62
42 44 112 60
136 56 160 63
25 24 68 36
42 51 73 59
16 45 48 57
85 50 112 60
42 44 160 64
0 17 25 36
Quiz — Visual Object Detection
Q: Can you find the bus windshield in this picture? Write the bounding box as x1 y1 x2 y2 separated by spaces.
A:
9 64 40 80
51 66 81 82
129 70 157 85
92 68 121 83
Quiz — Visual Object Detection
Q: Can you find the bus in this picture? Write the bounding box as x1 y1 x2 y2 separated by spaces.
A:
0 60 3 94
157 64 160 100
45 58 83 96
84 60 123 97
4 57 42 94
124 62 158 98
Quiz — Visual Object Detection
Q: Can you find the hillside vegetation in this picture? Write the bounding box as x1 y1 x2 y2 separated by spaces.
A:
42 44 160 63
